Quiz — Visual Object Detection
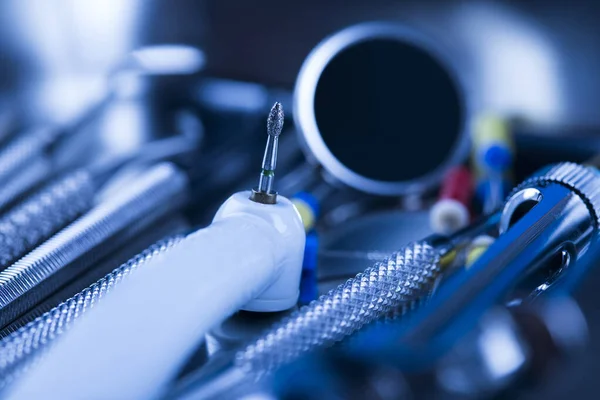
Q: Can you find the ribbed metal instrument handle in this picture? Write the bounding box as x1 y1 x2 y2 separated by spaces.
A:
509 162 600 227
0 162 188 328
0 170 95 270
236 241 440 376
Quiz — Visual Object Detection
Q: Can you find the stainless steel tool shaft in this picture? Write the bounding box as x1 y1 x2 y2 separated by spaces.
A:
0 236 184 391
0 162 188 328
237 241 440 375
0 116 203 272
0 170 95 270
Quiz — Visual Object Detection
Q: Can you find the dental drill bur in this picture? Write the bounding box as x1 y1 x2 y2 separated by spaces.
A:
250 102 284 204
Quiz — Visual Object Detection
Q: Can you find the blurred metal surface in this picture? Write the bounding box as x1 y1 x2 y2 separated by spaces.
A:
2 1 600 127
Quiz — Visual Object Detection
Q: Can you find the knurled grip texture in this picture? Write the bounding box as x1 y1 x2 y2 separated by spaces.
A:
0 163 188 328
0 236 184 390
0 170 95 269
0 128 59 211
509 162 600 227
236 242 440 376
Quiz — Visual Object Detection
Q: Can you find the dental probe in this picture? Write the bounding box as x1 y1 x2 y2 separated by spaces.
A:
6 103 305 400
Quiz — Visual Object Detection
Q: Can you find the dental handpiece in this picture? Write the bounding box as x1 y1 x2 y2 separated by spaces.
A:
6 103 306 400
0 162 188 330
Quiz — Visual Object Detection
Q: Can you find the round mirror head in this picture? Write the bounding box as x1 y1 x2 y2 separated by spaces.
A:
294 22 469 196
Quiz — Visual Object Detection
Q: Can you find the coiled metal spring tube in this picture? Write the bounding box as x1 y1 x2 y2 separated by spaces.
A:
0 162 188 328
0 236 184 390
236 242 440 376
0 170 95 270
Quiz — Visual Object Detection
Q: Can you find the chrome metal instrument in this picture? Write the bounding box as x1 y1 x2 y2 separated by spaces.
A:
0 170 95 270
0 162 188 329
0 128 59 211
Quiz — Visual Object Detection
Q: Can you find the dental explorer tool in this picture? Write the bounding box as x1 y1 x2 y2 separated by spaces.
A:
248 163 600 377
6 103 305 400
0 128 58 212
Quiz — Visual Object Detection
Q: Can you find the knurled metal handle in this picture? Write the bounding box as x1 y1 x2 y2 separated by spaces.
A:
236 241 440 376
0 163 188 328
509 162 600 227
0 170 95 269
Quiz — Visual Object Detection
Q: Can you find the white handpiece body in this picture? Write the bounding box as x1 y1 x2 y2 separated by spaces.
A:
8 191 305 400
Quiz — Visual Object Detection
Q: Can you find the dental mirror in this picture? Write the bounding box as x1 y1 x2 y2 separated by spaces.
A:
294 22 469 196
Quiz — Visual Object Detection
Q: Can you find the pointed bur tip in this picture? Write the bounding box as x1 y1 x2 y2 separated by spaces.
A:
267 102 284 137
